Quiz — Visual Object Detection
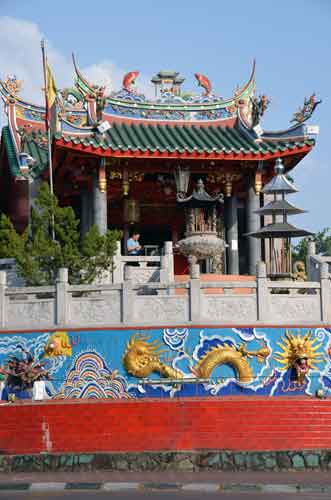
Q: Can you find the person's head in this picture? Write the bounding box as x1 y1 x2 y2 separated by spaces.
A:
132 232 140 241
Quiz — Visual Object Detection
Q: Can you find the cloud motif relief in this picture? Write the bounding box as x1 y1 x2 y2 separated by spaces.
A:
163 328 188 351
54 351 131 399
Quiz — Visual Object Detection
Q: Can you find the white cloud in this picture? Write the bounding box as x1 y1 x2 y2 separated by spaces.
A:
0 16 152 110
0 16 50 104
84 60 153 97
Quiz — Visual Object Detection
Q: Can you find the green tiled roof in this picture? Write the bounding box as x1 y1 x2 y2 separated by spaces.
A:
1 126 48 179
1 126 21 176
57 123 314 155
1 122 314 180
24 135 49 177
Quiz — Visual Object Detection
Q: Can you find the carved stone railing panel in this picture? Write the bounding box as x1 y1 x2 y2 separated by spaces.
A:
68 291 122 325
270 296 321 322
202 295 257 322
6 299 55 327
133 296 188 323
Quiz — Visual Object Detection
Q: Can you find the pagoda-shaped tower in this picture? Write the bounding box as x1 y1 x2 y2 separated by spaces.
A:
248 158 312 277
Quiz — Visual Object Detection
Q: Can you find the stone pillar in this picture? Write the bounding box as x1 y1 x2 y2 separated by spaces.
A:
80 191 93 239
160 241 174 284
122 274 133 323
92 167 107 235
225 195 239 275
320 262 330 322
112 241 124 283
306 237 316 281
0 271 6 328
256 261 269 321
190 265 201 322
246 179 261 275
56 268 68 326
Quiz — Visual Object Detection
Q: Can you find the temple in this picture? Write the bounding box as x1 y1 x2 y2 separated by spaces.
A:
0 59 320 277
1 58 331 468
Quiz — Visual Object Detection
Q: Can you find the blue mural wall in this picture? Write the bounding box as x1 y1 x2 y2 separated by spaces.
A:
0 327 331 400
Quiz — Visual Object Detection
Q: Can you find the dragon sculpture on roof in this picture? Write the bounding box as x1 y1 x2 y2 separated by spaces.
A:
291 93 321 124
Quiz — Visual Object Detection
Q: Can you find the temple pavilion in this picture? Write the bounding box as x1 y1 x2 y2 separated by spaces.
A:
0 59 320 275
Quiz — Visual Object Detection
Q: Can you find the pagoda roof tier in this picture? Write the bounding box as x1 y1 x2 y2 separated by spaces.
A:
262 173 298 194
254 199 306 216
247 222 313 239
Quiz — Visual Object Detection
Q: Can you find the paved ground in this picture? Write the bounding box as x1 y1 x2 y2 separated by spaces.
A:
0 471 330 498
1 470 331 485
0 471 331 500
0 492 330 499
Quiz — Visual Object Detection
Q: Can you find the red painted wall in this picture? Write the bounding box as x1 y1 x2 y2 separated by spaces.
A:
0 398 330 455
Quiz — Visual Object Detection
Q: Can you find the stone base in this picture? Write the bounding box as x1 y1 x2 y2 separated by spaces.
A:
0 450 330 473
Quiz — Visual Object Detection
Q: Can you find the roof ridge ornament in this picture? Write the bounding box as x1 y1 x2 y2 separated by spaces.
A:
290 93 321 125
72 53 106 99
194 73 212 96
250 94 270 127
2 75 23 97
122 71 140 92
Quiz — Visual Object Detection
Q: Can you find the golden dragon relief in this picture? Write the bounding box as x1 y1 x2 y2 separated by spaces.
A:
123 334 270 383
123 334 183 379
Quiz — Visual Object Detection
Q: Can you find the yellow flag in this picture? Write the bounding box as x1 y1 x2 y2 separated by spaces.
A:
46 60 57 108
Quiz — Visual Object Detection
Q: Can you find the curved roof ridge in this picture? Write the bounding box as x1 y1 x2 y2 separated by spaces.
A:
0 79 44 112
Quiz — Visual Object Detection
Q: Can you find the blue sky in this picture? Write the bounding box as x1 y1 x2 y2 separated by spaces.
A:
0 0 330 231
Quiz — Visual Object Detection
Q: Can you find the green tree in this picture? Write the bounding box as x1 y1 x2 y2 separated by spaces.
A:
292 228 331 263
0 183 121 285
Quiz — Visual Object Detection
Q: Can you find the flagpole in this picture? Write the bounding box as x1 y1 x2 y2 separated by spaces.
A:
41 38 55 240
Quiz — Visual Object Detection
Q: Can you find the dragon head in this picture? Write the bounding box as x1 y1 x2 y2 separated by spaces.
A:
44 331 72 357
274 330 323 384
123 334 165 378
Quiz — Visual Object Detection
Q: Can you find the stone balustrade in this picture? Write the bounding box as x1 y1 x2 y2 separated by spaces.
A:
306 239 331 285
0 261 329 330
112 241 174 284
